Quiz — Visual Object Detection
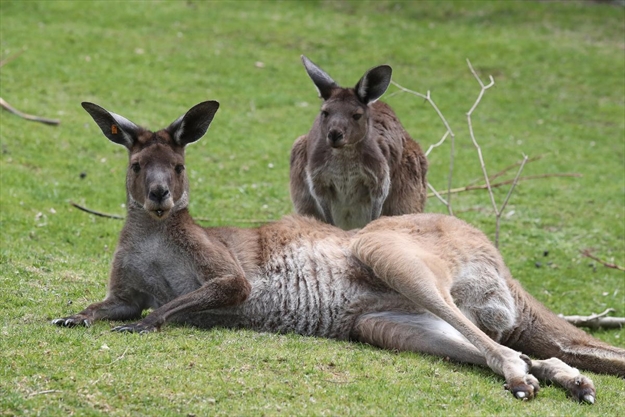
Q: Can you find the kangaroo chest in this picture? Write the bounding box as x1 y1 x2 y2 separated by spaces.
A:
117 231 203 308
310 151 390 229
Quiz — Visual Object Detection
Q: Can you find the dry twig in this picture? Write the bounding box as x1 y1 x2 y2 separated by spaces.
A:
580 249 625 271
27 389 61 398
427 173 582 199
0 49 25 67
560 308 625 330
0 97 60 125
0 50 61 125
465 59 529 248
390 81 456 215
70 201 123 220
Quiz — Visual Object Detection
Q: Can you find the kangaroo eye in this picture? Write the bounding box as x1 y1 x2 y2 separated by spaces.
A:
131 163 141 173
353 113 362 121
321 110 329 118
175 164 185 174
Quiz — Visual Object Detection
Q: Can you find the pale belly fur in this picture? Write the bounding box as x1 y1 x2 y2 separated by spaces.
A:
184 236 414 339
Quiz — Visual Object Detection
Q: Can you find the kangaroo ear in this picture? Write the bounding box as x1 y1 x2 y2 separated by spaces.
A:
354 65 392 105
82 102 141 149
301 55 338 101
167 101 220 147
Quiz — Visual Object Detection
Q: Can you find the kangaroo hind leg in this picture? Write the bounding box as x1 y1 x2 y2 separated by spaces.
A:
352 311 487 366
350 230 540 400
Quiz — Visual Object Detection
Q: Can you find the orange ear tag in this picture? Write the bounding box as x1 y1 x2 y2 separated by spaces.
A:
111 124 118 134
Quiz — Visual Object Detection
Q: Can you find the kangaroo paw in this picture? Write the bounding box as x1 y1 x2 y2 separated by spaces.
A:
567 374 595 404
112 320 158 334
51 315 91 328
504 374 540 401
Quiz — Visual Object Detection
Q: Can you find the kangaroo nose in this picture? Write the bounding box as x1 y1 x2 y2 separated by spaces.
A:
149 186 170 203
327 129 344 145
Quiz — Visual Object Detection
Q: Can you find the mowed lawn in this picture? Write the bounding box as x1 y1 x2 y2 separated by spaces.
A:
1 1 623 416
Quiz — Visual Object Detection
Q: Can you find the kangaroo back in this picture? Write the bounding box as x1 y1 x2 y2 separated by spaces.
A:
290 55 428 230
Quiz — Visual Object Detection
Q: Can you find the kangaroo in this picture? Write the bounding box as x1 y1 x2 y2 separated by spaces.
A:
290 56 428 230
53 101 624 404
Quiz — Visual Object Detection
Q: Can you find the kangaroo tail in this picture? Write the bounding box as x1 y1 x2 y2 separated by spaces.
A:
503 278 625 377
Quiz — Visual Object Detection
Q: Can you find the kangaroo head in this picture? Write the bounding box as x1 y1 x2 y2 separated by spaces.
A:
81 101 219 220
301 55 392 149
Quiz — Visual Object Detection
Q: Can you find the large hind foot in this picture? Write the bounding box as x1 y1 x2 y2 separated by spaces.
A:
504 373 540 400
499 353 541 400
530 357 596 404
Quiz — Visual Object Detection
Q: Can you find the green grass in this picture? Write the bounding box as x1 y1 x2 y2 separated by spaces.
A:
1 0 624 415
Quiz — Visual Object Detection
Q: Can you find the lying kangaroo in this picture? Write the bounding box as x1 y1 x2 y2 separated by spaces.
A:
290 56 428 230
53 100 624 404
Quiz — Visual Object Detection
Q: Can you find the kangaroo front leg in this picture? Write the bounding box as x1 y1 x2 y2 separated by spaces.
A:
112 274 250 333
351 231 540 400
52 294 145 328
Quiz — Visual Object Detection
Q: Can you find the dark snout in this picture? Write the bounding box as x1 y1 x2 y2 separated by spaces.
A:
145 181 174 219
149 185 170 204
327 129 345 148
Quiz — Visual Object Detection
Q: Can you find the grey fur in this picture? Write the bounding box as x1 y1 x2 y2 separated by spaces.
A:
290 56 428 230
53 101 625 405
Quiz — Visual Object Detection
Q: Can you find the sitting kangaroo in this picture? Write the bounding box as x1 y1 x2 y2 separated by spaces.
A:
290 56 428 230
53 100 624 404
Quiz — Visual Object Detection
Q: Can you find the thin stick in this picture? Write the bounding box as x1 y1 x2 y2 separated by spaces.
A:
70 201 124 220
560 308 625 330
28 390 61 397
427 183 450 207
107 347 129 367
580 249 625 272
391 81 456 215
0 49 25 67
447 128 455 216
495 154 528 247
0 97 60 125
426 173 582 198
466 59 497 216
489 155 544 182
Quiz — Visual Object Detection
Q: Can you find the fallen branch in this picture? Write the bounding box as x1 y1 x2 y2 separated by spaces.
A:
0 49 61 126
488 155 544 182
27 389 62 398
426 173 582 198
580 249 625 271
560 308 625 330
70 201 124 220
70 201 269 224
0 49 25 67
0 97 60 126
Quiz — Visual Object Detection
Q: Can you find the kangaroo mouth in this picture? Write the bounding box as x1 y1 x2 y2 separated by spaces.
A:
144 200 174 220
149 208 171 220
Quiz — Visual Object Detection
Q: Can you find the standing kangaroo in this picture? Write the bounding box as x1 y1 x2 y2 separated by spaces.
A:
54 100 624 404
290 56 428 230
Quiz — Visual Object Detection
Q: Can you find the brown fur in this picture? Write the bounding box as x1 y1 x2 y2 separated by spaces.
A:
54 101 624 404
290 56 428 230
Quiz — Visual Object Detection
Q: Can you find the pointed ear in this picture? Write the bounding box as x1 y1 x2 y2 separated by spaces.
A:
167 101 220 147
301 55 338 101
81 102 141 149
354 65 392 105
